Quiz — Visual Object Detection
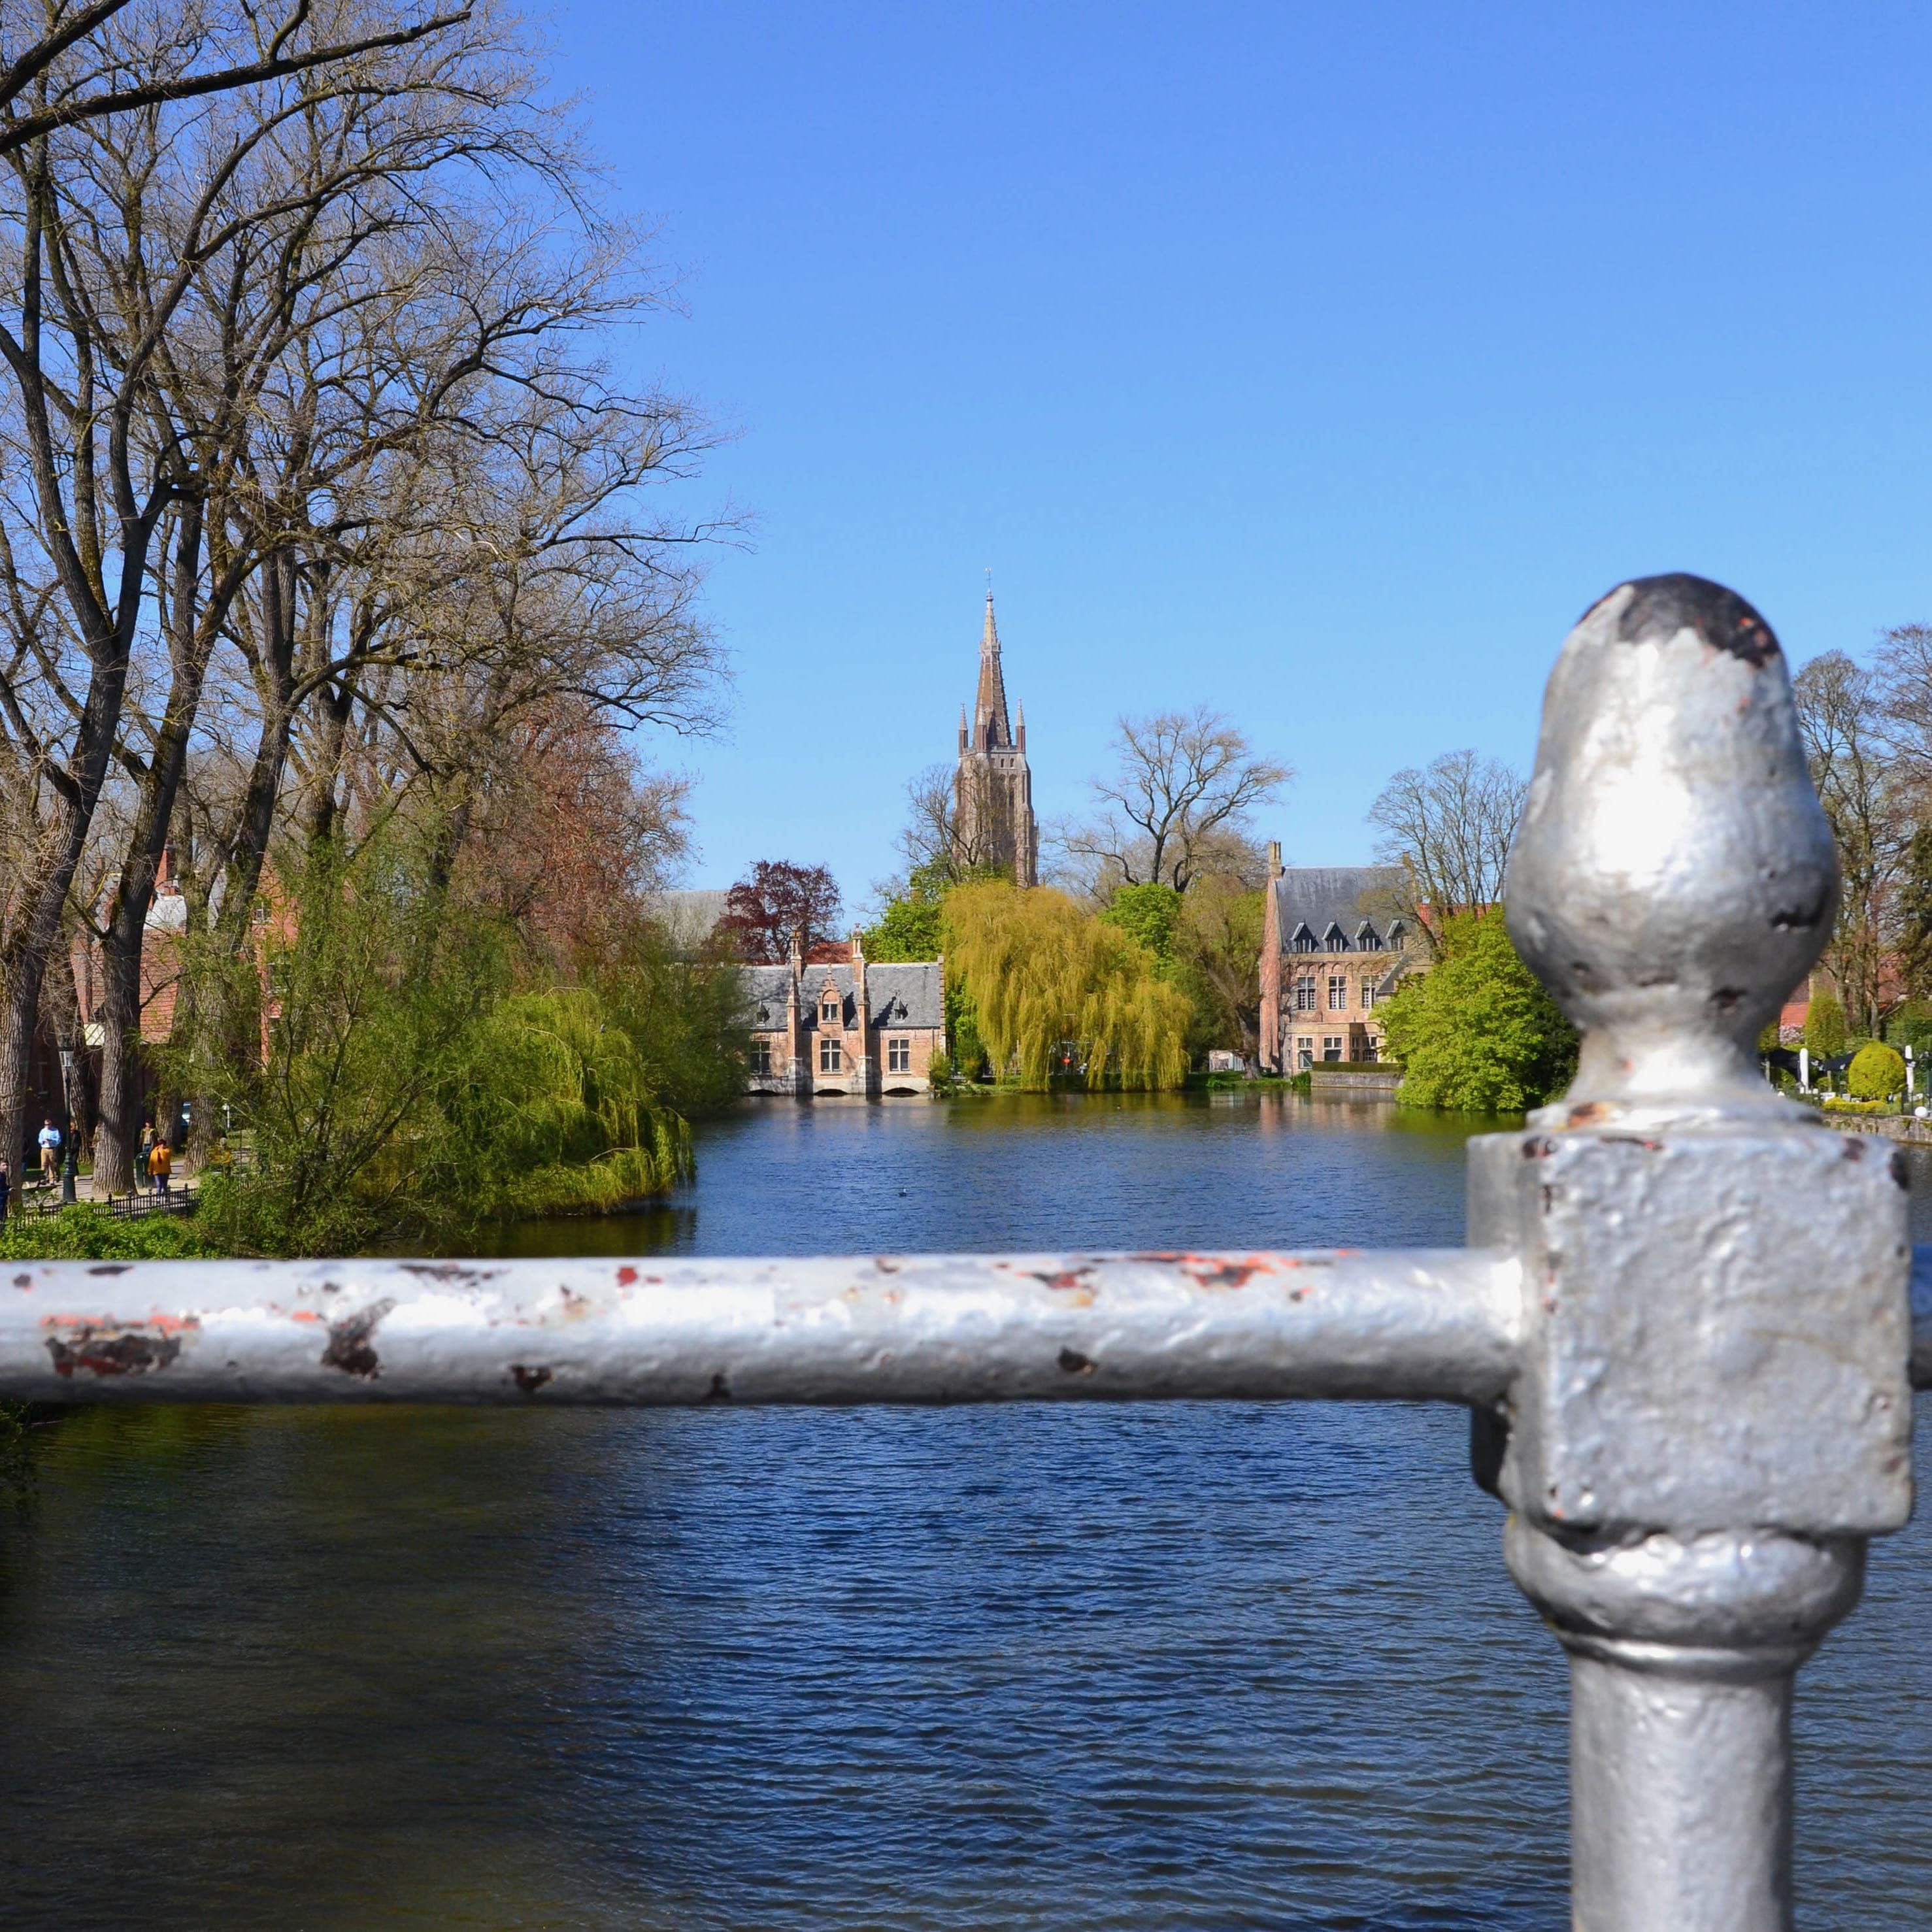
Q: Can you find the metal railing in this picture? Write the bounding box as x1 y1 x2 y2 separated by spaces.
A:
6 572 1928 1932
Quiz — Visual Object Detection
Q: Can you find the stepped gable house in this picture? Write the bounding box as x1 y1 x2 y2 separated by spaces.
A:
954 590 1039 887
744 931 946 1097
1258 850 1420 1072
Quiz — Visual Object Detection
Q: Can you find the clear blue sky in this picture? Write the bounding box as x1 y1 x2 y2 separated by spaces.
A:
545 1 1932 908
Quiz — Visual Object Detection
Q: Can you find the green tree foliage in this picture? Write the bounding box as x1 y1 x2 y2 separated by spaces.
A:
177 834 730 1255
1847 1042 1907 1101
590 925 752 1116
865 891 946 963
1099 878 1267 1058
1100 883 1184 971
1375 908 1577 1113
1172 880 1267 1057
1885 999 1932 1055
186 837 510 1254
942 882 1190 1090
454 990 691 1219
1803 990 1848 1058
946 979 989 1079
864 859 1007 965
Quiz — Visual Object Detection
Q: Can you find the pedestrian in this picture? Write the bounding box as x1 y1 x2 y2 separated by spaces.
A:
138 1120 155 1193
36 1118 60 1188
0 1156 9 1226
148 1137 172 1201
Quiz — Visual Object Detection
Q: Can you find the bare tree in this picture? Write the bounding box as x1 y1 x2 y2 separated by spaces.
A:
0 0 732 1182
1063 707 1290 896
1366 749 1525 955
0 0 473 158
891 759 1015 885
1793 652 1906 1037
20 0 592 1187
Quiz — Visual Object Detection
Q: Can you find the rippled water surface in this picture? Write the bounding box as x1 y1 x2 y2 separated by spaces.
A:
2 1095 1929 1929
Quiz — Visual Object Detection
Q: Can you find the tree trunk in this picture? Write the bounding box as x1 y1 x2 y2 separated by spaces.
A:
0 967 43 1196
92 927 144 1196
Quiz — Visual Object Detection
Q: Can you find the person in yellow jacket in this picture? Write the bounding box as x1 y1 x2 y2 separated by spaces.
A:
147 1138 172 1201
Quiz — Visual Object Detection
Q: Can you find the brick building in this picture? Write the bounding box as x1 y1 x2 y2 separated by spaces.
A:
1257 850 1422 1072
744 931 946 1097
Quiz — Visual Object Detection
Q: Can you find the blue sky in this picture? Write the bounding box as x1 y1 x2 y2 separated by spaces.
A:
544 1 1932 908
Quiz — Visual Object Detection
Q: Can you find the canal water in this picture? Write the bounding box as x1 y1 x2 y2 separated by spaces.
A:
1 1095 1928 1929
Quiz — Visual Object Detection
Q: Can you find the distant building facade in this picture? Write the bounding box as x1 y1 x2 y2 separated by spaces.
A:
1258 849 1421 1072
744 931 946 1097
954 591 1038 886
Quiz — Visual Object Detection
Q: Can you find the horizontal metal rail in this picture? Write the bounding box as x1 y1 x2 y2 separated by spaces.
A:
0 1248 1518 1407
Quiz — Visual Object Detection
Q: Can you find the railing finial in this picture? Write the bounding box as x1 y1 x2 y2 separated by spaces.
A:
1507 573 1837 1124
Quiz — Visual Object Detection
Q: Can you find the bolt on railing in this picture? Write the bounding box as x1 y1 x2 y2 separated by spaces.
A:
6 573 1929 1931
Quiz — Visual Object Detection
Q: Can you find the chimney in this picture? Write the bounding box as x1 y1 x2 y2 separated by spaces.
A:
1268 840 1283 880
788 926 804 974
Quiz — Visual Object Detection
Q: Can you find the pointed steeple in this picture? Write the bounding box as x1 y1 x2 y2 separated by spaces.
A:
973 589 1012 750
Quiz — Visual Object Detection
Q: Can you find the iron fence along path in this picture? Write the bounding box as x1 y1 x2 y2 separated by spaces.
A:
8 573 1931 1931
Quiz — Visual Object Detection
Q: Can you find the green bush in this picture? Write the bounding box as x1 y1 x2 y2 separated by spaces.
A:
0 1203 218 1261
1374 908 1577 1113
926 1050 954 1091
1847 1042 1907 1101
1804 990 1848 1058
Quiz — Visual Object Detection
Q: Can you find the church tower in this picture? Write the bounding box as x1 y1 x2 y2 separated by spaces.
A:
953 590 1039 886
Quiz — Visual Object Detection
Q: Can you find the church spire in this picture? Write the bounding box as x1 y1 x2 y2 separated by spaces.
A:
973 588 1012 749
954 583 1037 888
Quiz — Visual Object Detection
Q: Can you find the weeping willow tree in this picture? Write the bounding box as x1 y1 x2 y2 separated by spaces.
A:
178 833 695 1255
942 882 1190 1090
463 988 692 1218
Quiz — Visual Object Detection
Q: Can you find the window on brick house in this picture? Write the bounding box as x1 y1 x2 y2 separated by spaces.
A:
819 1037 842 1073
1327 974 1347 1010
1323 1035 1344 1061
752 1040 772 1074
1361 981 1376 1009
1361 1039 1378 1063
1296 1039 1314 1069
821 995 840 1027
1294 975 1316 1012
888 1038 910 1073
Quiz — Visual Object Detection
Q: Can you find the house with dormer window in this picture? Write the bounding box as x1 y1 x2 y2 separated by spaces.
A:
1257 848 1424 1072
742 929 946 1097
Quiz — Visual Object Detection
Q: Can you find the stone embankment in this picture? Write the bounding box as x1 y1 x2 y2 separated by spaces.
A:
1817 1111 1932 1148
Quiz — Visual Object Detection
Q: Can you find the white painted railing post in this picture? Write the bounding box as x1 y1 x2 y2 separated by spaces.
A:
1484 575 1913 1931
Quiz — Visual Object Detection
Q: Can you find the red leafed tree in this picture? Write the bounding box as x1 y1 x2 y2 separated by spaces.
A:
716 861 843 962
459 697 690 969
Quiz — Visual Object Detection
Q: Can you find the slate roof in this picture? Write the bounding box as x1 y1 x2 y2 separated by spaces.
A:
1271 866 1408 953
742 961 945 1032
